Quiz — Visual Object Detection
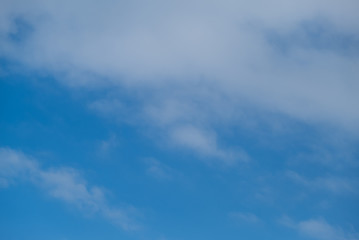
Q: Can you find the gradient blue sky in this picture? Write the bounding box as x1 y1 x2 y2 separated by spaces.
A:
1 1 359 240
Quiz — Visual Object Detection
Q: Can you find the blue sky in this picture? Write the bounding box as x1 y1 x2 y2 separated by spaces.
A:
1 1 359 240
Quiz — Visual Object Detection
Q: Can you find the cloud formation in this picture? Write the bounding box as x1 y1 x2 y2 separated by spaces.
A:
0 147 138 230
145 158 175 180
229 212 261 224
280 216 359 240
1 0 358 161
286 171 358 194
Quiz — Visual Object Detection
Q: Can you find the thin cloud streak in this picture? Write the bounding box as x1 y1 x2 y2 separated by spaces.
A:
0 147 139 230
279 216 359 240
229 212 261 224
286 171 357 194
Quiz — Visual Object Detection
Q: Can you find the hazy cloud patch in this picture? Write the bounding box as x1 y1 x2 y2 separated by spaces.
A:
0 147 139 230
280 216 359 240
286 171 357 194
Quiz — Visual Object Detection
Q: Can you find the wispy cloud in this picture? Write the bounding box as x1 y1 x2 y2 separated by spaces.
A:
145 158 176 180
286 171 357 194
229 212 261 224
88 91 250 165
0 0 358 136
0 147 139 230
279 216 359 240
169 125 249 165
96 134 121 158
1 0 357 171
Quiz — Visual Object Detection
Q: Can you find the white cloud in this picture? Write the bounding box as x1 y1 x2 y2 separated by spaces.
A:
170 125 249 165
0 0 357 123
0 147 138 230
229 212 261 224
0 147 38 185
89 99 125 119
280 216 359 240
145 158 175 180
286 171 357 194
289 143 358 170
1 0 359 162
97 134 121 157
